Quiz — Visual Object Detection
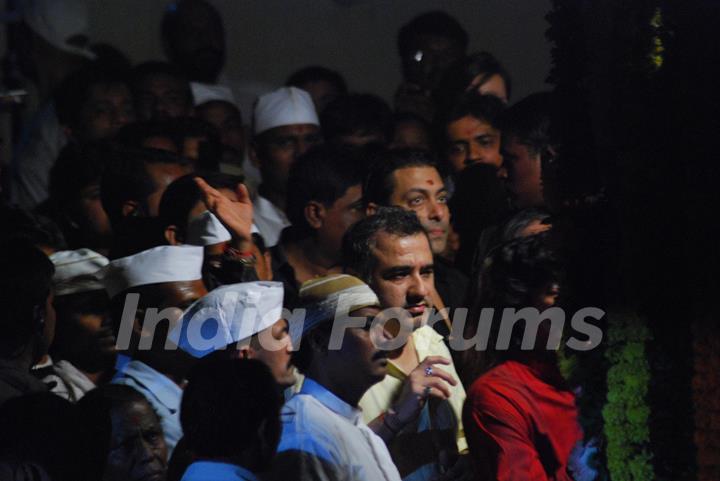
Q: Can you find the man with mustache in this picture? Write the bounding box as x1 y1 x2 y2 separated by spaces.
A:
342 208 470 480
363 149 469 335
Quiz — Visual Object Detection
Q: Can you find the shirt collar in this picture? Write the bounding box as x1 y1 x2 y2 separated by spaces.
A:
183 461 259 481
121 360 182 410
300 378 362 424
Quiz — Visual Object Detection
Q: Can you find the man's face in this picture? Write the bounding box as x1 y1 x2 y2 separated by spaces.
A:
402 34 464 89
316 184 364 259
145 162 193 217
166 1 225 83
298 80 342 114
104 400 168 481
76 182 113 247
195 101 244 154
503 136 544 208
135 74 192 121
388 167 449 254
328 306 388 387
369 232 434 327
77 83 135 141
255 124 322 193
251 318 295 388
446 115 502 174
57 308 117 373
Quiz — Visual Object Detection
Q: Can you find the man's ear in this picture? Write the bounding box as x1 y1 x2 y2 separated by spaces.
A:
304 201 325 230
365 202 378 216
121 200 140 218
164 225 181 246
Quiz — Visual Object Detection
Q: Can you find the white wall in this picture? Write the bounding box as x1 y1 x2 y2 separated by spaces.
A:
86 0 552 103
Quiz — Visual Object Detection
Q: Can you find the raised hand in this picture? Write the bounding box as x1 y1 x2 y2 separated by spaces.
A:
193 177 253 244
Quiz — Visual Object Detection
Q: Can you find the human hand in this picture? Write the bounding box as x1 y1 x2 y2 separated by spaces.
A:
193 177 253 244
391 356 457 427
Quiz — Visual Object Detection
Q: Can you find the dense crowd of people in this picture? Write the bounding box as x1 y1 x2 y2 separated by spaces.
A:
0 1 600 480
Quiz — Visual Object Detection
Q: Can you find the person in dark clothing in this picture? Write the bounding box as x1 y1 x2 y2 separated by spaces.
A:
270 144 365 308
0 241 55 407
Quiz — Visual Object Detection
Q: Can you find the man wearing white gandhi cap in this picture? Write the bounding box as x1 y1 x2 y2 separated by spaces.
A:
169 281 295 388
37 249 115 402
101 244 209 454
250 86 322 247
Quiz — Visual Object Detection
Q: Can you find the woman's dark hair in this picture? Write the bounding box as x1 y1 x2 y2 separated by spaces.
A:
458 233 562 385
180 358 281 463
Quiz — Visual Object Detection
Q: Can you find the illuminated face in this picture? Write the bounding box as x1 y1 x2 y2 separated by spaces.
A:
388 167 449 254
252 318 295 388
446 115 502 173
369 232 434 326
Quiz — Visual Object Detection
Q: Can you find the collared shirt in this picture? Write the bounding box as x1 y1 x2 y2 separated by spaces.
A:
181 461 259 481
41 359 95 402
111 360 183 454
463 360 582 481
275 378 402 481
359 325 468 480
252 195 290 248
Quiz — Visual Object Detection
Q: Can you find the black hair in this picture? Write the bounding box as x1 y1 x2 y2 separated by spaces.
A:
180 358 281 462
363 148 442 207
320 93 393 145
54 67 131 129
286 65 348 95
158 171 243 239
499 92 558 156
435 51 513 109
130 60 193 105
449 162 513 273
0 393 85 481
397 11 468 58
78 385 162 480
437 91 506 133
0 205 66 251
100 144 191 227
0 240 54 358
285 144 365 233
342 206 426 282
161 0 223 45
48 142 107 209
90 42 132 75
291 321 333 375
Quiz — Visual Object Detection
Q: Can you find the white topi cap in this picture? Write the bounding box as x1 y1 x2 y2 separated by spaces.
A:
98 245 204 298
22 0 96 60
168 281 284 358
191 82 237 107
253 87 319 135
50 249 109 296
185 210 232 246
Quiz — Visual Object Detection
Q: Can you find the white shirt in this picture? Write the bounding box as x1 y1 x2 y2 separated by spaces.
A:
111 360 183 454
48 360 96 402
252 195 290 247
181 461 259 481
276 378 402 481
